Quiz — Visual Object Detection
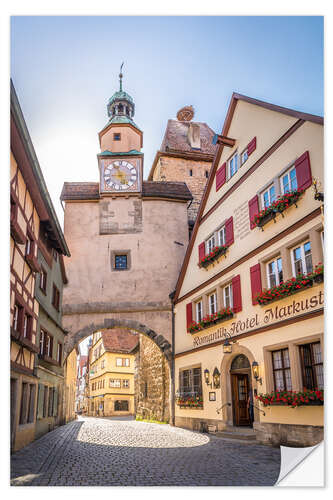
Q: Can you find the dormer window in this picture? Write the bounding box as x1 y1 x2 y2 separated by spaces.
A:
118 103 124 113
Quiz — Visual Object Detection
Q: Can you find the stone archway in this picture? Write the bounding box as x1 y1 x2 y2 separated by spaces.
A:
220 344 259 426
64 317 172 423
64 317 172 364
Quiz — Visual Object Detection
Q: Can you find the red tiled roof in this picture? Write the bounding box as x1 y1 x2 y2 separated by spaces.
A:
60 181 192 202
102 329 139 354
160 119 217 155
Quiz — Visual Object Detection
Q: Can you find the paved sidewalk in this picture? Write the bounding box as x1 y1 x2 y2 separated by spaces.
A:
11 417 281 486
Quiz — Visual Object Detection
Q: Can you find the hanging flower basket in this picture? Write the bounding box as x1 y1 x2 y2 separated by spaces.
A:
198 245 229 268
252 189 305 230
188 308 234 333
255 389 324 407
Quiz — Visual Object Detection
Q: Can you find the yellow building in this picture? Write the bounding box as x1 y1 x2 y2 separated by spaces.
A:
173 93 324 447
64 347 78 423
88 329 139 417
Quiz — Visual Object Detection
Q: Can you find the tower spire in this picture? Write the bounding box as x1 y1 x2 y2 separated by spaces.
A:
119 62 124 91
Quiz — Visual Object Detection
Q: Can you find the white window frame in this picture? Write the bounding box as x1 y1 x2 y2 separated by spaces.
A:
240 149 248 166
222 284 233 309
109 379 121 388
228 152 238 179
13 304 19 331
208 292 217 315
23 314 28 338
280 166 297 194
206 235 215 254
290 240 313 276
261 183 276 209
122 379 129 388
195 300 203 322
218 225 226 246
266 257 283 289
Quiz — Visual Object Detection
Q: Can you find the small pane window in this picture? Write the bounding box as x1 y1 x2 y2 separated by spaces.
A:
115 255 127 270
113 133 121 141
122 379 129 388
196 300 203 322
262 184 276 209
218 226 226 246
272 348 292 391
223 284 233 309
291 241 313 276
281 166 297 194
208 292 217 315
205 170 209 178
267 257 283 288
228 153 238 178
40 267 47 293
189 169 193 177
241 149 248 165
206 235 215 254
299 342 323 390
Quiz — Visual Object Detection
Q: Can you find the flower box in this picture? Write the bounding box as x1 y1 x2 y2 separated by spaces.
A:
198 245 228 268
252 189 304 230
255 389 324 408
188 309 234 334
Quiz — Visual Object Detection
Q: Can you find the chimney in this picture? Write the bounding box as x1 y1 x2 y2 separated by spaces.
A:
187 123 201 149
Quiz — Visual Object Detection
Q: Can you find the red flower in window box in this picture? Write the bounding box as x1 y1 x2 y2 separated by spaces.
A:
251 189 305 230
187 307 234 333
256 389 324 407
198 245 229 268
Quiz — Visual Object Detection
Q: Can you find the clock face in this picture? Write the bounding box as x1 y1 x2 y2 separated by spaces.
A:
103 160 138 191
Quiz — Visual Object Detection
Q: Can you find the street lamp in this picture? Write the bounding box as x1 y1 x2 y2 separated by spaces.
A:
252 361 262 385
204 368 212 388
213 367 221 388
223 338 232 353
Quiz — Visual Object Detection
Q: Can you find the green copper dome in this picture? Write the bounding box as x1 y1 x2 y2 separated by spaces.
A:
108 90 134 106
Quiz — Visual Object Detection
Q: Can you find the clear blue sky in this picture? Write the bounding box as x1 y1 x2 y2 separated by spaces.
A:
10 16 323 225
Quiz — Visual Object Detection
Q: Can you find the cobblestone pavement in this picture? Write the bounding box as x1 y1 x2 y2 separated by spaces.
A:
11 416 281 486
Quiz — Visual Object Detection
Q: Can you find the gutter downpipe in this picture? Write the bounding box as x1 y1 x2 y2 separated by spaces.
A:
169 290 176 426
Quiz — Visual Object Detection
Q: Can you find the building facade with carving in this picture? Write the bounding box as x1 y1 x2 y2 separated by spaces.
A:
173 93 324 447
60 74 193 422
87 330 138 416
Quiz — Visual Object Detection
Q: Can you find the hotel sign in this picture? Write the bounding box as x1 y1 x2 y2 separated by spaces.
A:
192 290 324 348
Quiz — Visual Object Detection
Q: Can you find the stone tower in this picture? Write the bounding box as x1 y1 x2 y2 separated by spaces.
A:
148 105 217 230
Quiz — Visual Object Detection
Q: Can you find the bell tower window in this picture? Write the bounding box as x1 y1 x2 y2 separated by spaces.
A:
113 133 121 141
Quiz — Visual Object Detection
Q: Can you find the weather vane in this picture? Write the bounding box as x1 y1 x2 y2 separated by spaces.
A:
119 62 124 91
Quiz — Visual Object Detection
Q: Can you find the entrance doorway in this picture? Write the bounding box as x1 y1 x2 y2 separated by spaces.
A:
230 354 252 427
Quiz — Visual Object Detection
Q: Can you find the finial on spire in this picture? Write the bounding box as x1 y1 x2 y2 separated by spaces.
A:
119 62 124 91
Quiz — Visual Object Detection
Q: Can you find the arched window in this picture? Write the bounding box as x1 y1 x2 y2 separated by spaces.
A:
118 103 123 113
231 354 250 370
189 169 193 177
205 170 209 178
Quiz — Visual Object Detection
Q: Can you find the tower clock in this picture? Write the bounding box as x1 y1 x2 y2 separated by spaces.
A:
99 156 142 194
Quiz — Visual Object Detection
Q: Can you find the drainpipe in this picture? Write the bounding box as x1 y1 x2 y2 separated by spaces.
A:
169 290 176 426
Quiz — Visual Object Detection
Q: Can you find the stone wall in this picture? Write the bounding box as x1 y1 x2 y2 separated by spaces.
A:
153 156 212 223
253 422 324 448
135 334 170 422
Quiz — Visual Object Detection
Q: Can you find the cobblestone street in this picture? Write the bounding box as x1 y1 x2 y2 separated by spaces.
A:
11 416 281 486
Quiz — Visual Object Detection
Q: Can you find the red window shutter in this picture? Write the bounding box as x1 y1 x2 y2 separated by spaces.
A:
295 151 312 190
247 137 256 156
248 195 259 230
232 275 242 313
216 162 226 191
250 264 262 305
198 242 205 261
225 216 234 246
186 303 193 330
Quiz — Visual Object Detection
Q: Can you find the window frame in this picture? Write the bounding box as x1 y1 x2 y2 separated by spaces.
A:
271 348 292 391
228 152 238 179
195 300 203 322
208 292 217 315
115 254 128 270
205 235 215 254
179 366 202 397
261 183 276 209
52 284 60 311
290 240 313 276
280 165 297 194
217 225 226 246
299 342 323 391
222 283 233 309
266 256 283 289
113 133 121 141
240 149 248 166
39 267 47 294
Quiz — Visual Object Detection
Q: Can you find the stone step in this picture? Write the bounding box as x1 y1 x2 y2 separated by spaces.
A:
214 427 257 442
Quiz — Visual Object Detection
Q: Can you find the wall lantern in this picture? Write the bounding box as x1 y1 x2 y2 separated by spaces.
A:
223 338 232 354
252 361 262 385
204 368 212 388
213 367 221 388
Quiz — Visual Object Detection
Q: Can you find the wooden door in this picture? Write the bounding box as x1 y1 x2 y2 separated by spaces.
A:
232 373 250 426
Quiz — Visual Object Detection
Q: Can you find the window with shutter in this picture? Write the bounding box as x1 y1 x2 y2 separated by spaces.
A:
216 163 226 191
186 302 193 330
231 275 242 313
37 384 44 419
225 217 234 246
53 389 58 417
250 264 262 305
295 151 312 190
248 195 259 230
